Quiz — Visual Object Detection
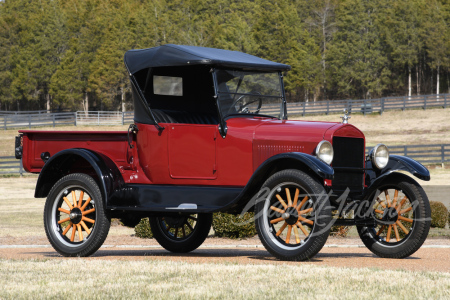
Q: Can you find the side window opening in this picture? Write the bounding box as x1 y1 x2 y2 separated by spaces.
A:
153 76 183 96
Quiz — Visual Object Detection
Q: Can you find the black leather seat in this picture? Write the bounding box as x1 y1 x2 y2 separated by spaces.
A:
152 109 219 125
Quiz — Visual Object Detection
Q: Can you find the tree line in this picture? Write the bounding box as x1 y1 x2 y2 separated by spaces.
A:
0 0 449 112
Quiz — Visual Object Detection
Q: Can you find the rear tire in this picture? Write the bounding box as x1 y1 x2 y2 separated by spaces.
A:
357 174 431 258
255 169 332 261
149 213 212 253
44 173 110 257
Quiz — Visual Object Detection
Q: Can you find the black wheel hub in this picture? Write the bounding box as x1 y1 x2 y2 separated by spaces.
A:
164 216 187 228
380 207 398 224
284 207 299 225
69 208 82 224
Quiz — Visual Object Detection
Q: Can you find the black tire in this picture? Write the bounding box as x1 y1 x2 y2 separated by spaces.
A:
149 213 212 253
43 173 110 257
357 174 431 258
119 214 142 228
255 169 332 261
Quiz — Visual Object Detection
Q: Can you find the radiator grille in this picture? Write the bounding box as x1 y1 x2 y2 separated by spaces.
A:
332 137 365 191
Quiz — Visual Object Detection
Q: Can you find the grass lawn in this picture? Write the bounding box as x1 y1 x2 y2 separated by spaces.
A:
0 259 449 299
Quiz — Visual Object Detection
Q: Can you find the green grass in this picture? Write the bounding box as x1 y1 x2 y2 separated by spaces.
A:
0 259 448 299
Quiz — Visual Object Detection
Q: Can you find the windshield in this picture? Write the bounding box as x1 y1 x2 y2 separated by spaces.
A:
215 70 284 119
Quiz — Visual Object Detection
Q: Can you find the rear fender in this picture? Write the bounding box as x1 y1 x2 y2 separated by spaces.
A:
35 149 124 205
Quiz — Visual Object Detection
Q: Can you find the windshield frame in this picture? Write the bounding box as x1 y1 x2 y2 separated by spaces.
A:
212 68 287 136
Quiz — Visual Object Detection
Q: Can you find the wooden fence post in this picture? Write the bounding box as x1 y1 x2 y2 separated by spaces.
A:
403 96 406 111
326 101 329 115
3 116 6 130
302 102 306 116
380 98 385 115
28 115 31 129
404 146 407 156
424 95 427 110
19 158 23 177
444 94 447 109
52 114 55 127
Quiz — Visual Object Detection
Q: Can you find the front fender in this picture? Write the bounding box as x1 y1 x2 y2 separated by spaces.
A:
363 155 430 199
222 152 333 212
35 149 124 205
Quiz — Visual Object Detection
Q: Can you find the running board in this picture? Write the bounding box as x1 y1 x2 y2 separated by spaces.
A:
107 184 243 213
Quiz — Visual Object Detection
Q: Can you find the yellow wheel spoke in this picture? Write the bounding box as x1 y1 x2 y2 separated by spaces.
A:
275 195 288 209
270 206 285 214
296 196 309 211
393 224 400 242
78 191 84 208
293 188 300 207
374 209 384 214
298 208 313 215
276 222 288 237
77 224 83 241
296 222 309 236
396 221 409 235
70 224 76 242
293 225 300 243
384 190 391 207
63 197 73 210
298 216 313 225
376 197 386 209
270 217 284 224
71 191 77 207
81 197 91 211
398 216 413 223
82 208 96 215
392 190 398 208
285 188 292 206
286 225 292 244
82 216 95 224
62 222 72 236
58 208 70 215
399 207 412 214
80 221 91 235
386 225 392 242
396 196 408 211
58 217 70 224
376 225 386 236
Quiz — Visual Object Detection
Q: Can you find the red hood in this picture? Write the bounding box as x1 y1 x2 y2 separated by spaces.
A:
252 119 364 169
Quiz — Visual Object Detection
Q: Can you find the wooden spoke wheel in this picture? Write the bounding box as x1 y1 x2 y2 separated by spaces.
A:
357 174 431 259
149 213 212 253
371 188 414 244
255 169 331 261
44 173 110 257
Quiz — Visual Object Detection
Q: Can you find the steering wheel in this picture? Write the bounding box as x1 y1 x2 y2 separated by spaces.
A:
227 92 263 115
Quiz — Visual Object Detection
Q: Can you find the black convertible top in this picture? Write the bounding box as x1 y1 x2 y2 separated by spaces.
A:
124 44 291 74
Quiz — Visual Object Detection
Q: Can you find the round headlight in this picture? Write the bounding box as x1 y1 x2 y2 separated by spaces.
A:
370 144 389 169
315 140 334 165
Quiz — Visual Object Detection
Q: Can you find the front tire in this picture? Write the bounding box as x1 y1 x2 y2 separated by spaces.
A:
255 169 332 261
44 173 110 257
149 213 212 253
357 174 431 258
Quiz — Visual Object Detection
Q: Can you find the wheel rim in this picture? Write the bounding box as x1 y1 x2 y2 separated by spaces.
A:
263 182 315 250
370 188 415 245
51 185 96 247
157 214 199 241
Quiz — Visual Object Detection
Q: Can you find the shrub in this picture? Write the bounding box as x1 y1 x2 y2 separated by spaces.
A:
212 212 257 239
430 201 448 228
134 218 153 239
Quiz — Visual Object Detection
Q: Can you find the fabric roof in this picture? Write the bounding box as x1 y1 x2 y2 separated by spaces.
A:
124 44 291 74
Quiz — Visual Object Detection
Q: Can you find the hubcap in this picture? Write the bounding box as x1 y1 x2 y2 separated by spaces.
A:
69 208 82 224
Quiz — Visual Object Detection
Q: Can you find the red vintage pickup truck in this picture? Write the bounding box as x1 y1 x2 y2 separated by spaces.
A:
16 44 431 261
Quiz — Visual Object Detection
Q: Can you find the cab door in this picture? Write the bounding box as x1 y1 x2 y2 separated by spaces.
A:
168 124 217 179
